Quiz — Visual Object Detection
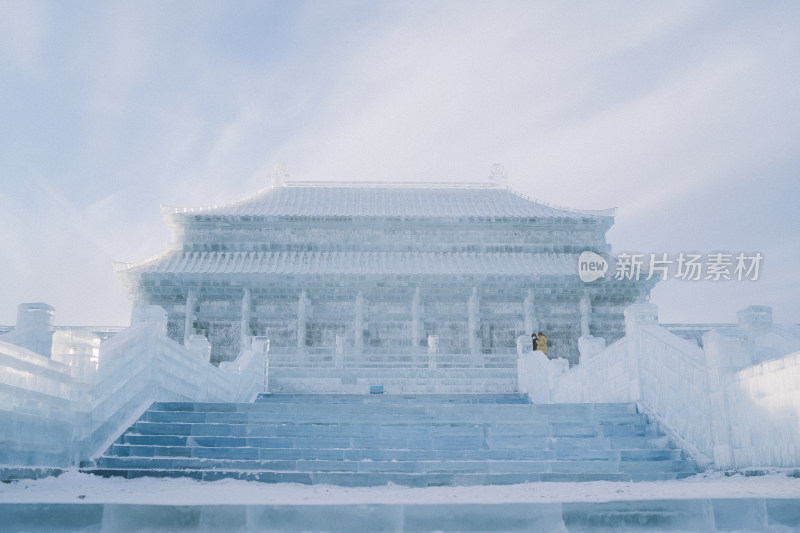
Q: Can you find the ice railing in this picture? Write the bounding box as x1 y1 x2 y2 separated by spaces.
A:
550 337 632 404
547 304 714 461
516 340 570 404
0 306 268 469
636 324 714 461
530 303 800 469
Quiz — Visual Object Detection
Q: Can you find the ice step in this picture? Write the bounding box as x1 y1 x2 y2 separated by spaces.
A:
88 468 695 485
85 395 699 486
94 456 698 477
111 443 679 461
143 411 632 427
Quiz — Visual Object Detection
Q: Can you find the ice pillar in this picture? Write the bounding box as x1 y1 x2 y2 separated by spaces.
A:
411 287 422 352
580 291 591 337
468 287 480 356
523 289 539 334
297 291 309 354
354 291 364 356
183 290 196 345
335 335 344 369
240 288 251 351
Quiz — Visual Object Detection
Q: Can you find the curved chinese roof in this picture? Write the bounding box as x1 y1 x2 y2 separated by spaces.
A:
120 251 584 277
162 181 615 220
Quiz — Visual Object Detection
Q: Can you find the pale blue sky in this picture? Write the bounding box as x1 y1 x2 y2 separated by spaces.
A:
1 1 798 326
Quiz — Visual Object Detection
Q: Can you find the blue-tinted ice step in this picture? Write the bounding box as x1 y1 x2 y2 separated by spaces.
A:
85 395 699 486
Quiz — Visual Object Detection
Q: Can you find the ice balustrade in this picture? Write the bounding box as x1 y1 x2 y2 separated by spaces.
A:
549 338 633 404
516 339 569 403
0 305 268 469
636 323 714 462
525 303 800 469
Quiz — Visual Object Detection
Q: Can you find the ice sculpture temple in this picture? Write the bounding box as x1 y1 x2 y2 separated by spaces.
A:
117 176 653 392
3 171 800 532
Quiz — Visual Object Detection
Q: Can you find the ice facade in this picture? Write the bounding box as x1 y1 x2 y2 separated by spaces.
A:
116 181 652 394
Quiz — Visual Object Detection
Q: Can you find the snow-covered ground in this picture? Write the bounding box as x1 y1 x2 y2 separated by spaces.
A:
2 470 799 506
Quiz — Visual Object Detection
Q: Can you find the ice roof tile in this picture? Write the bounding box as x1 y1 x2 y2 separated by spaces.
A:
125 251 585 276
164 182 613 220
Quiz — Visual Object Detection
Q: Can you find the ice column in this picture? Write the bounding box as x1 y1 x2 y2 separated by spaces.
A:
240 288 251 351
428 335 438 368
354 291 364 356
335 335 344 369
297 291 309 354
580 291 591 337
183 290 196 345
411 287 422 352
468 287 480 355
523 289 539 335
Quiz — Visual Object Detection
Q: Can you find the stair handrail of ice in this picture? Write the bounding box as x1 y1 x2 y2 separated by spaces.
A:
76 307 269 462
0 305 269 469
537 303 800 470
516 336 569 403
548 337 632 403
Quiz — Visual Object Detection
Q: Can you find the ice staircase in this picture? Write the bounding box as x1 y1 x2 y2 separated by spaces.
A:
267 351 520 393
85 394 699 485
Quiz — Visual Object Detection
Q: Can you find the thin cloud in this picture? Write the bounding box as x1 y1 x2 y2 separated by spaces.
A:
0 0 49 76
1 1 798 325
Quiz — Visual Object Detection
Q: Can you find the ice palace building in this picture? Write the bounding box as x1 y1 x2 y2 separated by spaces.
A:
2 171 800 532
116 176 653 393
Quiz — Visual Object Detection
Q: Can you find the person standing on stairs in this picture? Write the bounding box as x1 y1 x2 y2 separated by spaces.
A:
537 331 547 355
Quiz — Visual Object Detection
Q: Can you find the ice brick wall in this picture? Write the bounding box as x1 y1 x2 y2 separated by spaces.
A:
0 340 74 466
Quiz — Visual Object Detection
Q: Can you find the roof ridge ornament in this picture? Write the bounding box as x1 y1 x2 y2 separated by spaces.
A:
489 163 507 187
270 163 289 187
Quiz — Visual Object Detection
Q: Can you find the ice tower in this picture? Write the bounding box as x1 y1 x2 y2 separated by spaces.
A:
118 179 653 392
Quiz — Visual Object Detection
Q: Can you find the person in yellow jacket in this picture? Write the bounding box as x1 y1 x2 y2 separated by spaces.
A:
537 331 547 355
